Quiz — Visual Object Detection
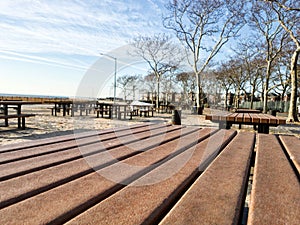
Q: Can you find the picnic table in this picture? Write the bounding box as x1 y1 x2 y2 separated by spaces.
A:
0 101 39 129
95 101 154 120
130 100 155 118
74 102 95 116
0 123 299 224
96 102 129 119
95 102 113 118
45 100 73 116
206 112 286 133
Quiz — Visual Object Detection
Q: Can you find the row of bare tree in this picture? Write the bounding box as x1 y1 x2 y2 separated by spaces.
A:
119 0 299 122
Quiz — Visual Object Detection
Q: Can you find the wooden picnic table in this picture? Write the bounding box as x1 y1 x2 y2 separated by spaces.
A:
45 100 73 116
96 102 147 120
0 101 39 129
130 101 155 118
73 102 95 116
206 112 286 133
95 102 113 118
0 124 299 224
45 100 97 117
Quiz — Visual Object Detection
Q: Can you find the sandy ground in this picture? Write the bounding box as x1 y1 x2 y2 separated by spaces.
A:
0 105 299 146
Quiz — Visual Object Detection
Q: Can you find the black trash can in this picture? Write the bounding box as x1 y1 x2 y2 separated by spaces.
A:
172 110 181 125
268 109 277 116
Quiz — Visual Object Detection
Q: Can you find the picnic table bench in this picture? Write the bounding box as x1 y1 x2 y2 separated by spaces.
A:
0 123 299 224
206 112 286 133
0 101 39 129
0 114 35 129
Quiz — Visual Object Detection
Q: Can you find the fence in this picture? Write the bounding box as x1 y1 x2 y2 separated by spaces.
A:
239 101 289 112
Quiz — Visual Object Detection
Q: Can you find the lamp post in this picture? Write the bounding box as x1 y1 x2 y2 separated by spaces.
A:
100 53 117 104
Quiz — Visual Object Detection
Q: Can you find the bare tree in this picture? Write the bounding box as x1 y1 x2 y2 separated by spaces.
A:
272 47 292 100
265 0 300 121
214 66 234 110
163 0 245 114
117 74 139 101
249 1 289 113
176 71 196 108
142 73 157 104
232 39 265 109
129 33 182 110
225 59 249 108
161 73 176 106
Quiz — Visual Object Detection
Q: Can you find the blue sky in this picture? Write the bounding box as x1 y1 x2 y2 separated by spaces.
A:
0 0 167 97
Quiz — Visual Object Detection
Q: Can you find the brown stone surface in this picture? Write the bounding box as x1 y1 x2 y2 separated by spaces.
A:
0 123 149 152
0 136 98 163
0 124 170 180
244 113 252 123
0 124 173 205
279 135 300 173
236 113 243 122
65 129 236 225
264 114 277 124
1 123 298 225
91 127 214 184
259 114 269 124
226 113 238 122
160 132 255 225
0 172 117 224
248 134 300 224
250 114 260 123
0 126 205 224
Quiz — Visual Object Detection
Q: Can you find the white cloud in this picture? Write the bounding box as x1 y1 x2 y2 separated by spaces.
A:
0 0 168 56
0 0 171 96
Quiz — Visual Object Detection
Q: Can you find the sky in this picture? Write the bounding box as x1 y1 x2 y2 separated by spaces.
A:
0 0 167 98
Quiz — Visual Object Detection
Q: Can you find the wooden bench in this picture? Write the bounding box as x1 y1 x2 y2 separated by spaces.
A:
0 114 35 129
206 112 286 133
0 124 299 224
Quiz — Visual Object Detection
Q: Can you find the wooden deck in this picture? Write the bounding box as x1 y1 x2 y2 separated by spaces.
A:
0 123 299 224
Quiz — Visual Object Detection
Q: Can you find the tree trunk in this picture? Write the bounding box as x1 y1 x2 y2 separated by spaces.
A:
250 87 255 109
156 79 160 113
235 88 241 109
263 86 268 114
224 90 228 111
263 62 272 114
196 72 203 115
250 77 258 109
286 48 299 122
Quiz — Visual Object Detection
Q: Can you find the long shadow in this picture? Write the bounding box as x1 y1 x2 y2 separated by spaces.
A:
276 123 300 135
0 128 92 142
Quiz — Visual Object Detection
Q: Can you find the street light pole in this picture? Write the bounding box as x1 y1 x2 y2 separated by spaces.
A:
100 53 117 104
